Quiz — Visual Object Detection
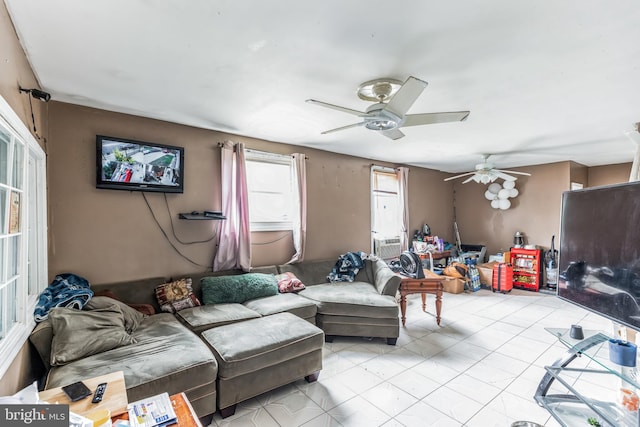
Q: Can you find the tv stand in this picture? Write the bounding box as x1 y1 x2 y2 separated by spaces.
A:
536 327 640 426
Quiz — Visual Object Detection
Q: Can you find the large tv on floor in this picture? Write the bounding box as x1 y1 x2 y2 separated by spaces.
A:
558 181 640 330
96 135 184 193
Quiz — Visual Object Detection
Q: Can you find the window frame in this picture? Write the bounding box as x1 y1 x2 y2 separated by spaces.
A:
370 165 401 246
0 94 47 379
245 150 294 232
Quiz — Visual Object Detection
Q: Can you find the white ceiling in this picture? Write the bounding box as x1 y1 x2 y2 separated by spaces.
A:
6 0 640 173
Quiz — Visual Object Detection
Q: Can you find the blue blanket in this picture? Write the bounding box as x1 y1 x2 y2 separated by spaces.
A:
34 273 93 322
327 251 367 282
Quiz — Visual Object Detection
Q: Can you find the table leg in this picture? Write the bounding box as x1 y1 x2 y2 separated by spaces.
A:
400 293 407 326
435 291 442 326
421 293 426 312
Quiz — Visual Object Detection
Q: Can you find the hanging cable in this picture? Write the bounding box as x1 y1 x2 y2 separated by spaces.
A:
142 192 210 268
163 193 217 244
250 232 291 245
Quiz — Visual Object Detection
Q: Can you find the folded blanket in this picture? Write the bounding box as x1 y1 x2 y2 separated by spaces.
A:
34 273 93 322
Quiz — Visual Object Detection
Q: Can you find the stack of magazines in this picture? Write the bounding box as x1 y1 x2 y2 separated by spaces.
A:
127 392 177 427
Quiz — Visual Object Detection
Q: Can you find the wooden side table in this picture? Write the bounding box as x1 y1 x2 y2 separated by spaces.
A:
417 250 451 268
38 371 128 416
398 272 444 326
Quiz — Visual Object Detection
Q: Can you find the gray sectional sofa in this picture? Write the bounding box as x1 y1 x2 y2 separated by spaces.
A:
29 257 401 418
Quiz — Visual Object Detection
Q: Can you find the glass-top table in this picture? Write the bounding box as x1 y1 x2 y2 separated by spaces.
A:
536 327 640 427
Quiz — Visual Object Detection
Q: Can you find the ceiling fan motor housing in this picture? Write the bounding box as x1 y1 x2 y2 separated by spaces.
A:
364 104 402 130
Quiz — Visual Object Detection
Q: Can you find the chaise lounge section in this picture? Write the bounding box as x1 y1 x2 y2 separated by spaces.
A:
29 256 401 418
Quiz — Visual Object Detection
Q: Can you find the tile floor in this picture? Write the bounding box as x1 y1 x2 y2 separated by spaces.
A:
208 288 622 427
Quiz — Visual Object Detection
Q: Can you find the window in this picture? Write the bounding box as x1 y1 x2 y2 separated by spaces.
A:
245 150 294 231
371 166 401 240
0 95 47 378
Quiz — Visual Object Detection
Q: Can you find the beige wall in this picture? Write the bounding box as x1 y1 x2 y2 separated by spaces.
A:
0 0 49 396
588 162 632 187
570 161 588 188
453 161 632 257
0 0 47 150
453 162 570 256
47 102 455 283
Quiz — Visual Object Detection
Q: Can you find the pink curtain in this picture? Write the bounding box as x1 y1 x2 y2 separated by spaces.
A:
213 141 251 271
287 153 307 264
397 166 410 252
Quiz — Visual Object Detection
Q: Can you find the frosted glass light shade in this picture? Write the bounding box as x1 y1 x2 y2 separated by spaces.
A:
498 188 511 199
502 180 516 189
488 183 502 194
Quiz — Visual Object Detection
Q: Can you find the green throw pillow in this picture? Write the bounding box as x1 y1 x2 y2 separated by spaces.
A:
201 273 278 304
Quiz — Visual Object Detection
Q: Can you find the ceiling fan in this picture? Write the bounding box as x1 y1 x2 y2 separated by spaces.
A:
444 155 532 184
306 76 470 140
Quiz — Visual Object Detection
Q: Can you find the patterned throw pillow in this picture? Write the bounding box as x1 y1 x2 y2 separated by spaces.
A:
275 272 306 293
155 278 201 313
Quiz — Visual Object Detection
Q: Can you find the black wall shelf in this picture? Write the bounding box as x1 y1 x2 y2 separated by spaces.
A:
179 212 226 220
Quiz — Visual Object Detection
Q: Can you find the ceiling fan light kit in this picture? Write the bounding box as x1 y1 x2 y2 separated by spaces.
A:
444 154 532 184
307 75 470 140
485 179 520 210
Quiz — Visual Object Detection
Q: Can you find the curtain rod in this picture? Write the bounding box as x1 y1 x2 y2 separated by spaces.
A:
371 164 400 172
218 143 308 159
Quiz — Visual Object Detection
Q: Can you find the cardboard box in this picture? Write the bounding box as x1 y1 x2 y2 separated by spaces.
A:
477 262 498 287
441 276 465 294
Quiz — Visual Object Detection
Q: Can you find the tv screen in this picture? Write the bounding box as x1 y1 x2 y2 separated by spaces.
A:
558 181 640 330
96 135 184 193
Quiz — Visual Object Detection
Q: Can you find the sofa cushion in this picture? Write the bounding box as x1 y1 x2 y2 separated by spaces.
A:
48 306 136 366
155 278 201 313
201 273 278 304
176 303 261 334
201 312 324 379
44 313 218 409
84 296 145 333
243 293 317 320
29 320 54 370
369 258 402 296
298 282 398 318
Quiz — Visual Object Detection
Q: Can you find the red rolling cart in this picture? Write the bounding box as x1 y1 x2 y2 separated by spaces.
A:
510 247 542 291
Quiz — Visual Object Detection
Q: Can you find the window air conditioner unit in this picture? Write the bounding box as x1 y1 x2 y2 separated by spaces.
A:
374 237 402 259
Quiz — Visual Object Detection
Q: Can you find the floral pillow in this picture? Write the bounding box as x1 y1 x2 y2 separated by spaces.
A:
155 278 201 313
275 272 306 293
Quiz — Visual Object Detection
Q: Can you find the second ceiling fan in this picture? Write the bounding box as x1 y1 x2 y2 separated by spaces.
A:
306 76 470 140
444 155 532 184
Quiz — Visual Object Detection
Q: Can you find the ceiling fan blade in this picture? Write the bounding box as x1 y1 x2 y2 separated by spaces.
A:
321 121 367 135
401 111 471 127
462 175 478 184
383 76 428 118
380 128 405 140
443 171 476 182
306 99 365 116
496 169 532 177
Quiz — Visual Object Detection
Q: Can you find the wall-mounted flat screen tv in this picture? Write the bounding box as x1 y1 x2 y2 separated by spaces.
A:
558 181 640 330
96 135 184 193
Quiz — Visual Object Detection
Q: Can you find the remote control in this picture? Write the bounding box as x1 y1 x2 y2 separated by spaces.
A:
92 383 107 403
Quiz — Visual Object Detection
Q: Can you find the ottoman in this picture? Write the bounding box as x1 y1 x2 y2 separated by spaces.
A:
201 312 324 418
